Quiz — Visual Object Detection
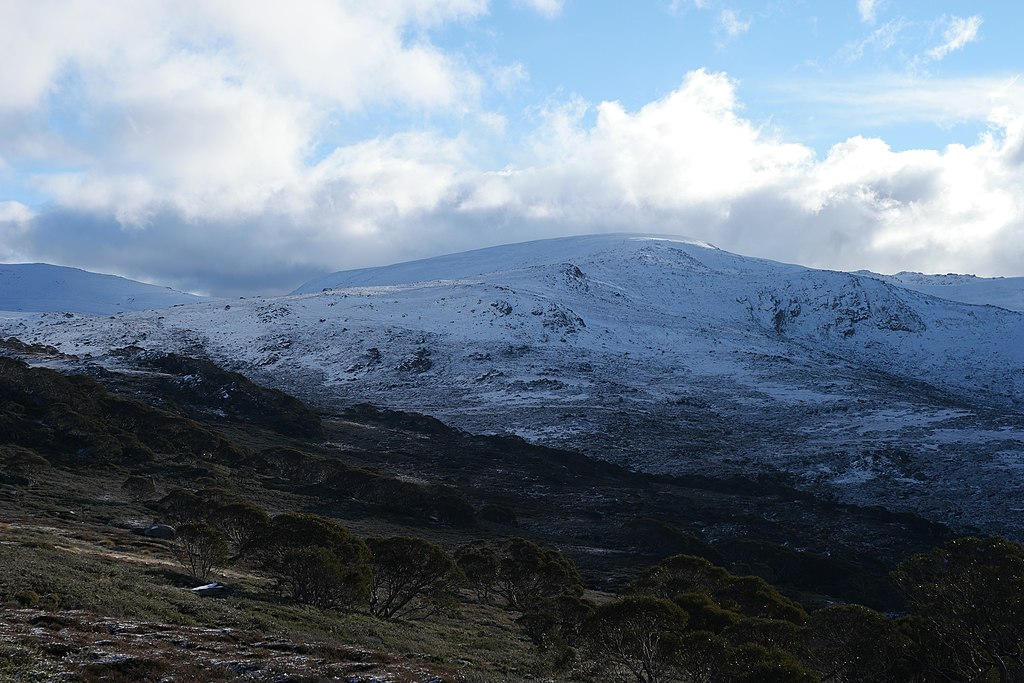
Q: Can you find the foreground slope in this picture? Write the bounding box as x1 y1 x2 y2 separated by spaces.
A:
5 234 1024 536
0 263 204 315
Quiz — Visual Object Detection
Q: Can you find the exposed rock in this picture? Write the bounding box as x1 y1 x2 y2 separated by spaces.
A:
141 524 175 540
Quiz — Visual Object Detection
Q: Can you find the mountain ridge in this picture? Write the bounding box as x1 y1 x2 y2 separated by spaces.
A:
3 234 1023 538
854 269 1024 312
292 233 723 293
0 262 205 315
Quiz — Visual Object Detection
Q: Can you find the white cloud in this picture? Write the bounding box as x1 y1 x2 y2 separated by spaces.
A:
0 0 496 227
719 9 751 37
926 15 983 63
667 0 710 15
0 201 35 261
858 0 879 24
516 0 565 19
492 62 530 93
0 1 487 116
321 70 1023 282
0 200 35 224
471 70 812 214
5 64 1024 293
768 75 1024 129
840 18 907 63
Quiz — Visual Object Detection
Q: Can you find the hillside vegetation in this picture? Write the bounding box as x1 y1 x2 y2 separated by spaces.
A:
3 346 1024 681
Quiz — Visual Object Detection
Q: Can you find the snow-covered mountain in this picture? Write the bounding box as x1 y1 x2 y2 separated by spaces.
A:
0 263 204 315
856 270 1024 312
4 234 1024 536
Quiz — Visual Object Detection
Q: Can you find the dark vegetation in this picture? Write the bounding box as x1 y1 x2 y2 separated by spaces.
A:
2 346 1023 681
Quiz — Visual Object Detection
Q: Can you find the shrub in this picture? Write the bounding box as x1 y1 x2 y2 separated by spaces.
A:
455 541 501 603
209 501 270 556
156 488 208 526
493 538 583 611
581 596 688 683
275 546 369 610
263 513 371 610
893 536 1024 683
366 537 466 620
174 523 229 581
121 474 157 499
0 446 51 475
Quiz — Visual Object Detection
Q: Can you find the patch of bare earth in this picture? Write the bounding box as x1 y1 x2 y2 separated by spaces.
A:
0 607 451 682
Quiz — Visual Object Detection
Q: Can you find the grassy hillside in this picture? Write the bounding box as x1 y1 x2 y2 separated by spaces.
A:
3 344 1015 682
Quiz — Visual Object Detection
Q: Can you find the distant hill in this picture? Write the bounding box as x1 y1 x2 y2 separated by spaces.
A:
856 270 1024 312
0 263 204 315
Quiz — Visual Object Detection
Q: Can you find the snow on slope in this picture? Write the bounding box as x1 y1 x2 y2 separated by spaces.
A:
0 263 204 315
294 234 719 291
856 270 1024 312
4 234 1024 535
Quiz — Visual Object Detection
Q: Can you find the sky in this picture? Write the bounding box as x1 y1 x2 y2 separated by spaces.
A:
1 0 1023 295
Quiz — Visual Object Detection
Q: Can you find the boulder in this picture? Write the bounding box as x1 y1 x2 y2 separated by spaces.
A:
142 524 175 539
191 582 231 598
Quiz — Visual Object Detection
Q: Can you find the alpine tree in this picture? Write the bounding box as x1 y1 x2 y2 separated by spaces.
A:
893 536 1024 683
209 501 270 556
366 536 466 620
493 537 583 611
628 555 732 600
262 513 371 610
581 596 688 683
454 540 500 603
174 522 229 581
805 604 905 682
156 488 207 526
275 546 362 609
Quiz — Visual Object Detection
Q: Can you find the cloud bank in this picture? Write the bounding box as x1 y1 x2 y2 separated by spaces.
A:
0 2 1021 295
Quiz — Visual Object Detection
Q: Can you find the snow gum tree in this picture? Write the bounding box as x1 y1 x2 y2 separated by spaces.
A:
174 522 229 581
893 536 1024 683
366 536 465 620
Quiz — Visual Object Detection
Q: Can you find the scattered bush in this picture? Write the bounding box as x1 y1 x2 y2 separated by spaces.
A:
209 501 270 556
156 488 208 526
367 536 466 620
581 596 688 683
174 523 229 581
121 474 157 499
492 538 583 611
455 541 501 604
263 513 371 610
